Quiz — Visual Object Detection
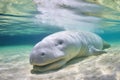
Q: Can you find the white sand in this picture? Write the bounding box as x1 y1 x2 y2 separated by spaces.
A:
0 43 120 80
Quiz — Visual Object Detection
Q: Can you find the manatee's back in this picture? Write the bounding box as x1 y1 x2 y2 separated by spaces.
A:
67 31 103 57
78 32 103 49
61 31 103 49
42 31 103 51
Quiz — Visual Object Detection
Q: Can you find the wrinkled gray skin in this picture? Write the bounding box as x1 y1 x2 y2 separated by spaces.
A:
30 31 110 72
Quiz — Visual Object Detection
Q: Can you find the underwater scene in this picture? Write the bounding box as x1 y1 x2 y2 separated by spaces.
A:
0 0 120 80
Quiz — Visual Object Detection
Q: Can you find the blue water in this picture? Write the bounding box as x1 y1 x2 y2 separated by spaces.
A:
0 0 120 80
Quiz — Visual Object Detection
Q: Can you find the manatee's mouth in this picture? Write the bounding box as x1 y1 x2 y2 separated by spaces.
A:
33 59 64 71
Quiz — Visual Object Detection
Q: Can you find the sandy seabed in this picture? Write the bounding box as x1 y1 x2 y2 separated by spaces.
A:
0 43 120 80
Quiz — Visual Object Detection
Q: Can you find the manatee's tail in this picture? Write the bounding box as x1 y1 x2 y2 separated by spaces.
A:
103 41 111 49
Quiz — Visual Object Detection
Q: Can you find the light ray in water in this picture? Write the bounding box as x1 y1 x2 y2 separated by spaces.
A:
33 0 103 32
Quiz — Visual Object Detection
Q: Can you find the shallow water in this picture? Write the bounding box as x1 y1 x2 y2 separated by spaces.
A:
0 0 120 80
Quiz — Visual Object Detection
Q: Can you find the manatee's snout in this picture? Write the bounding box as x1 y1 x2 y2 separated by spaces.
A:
30 46 65 66
30 50 45 65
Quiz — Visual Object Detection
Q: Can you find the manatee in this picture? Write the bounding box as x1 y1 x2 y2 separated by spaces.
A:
30 31 110 72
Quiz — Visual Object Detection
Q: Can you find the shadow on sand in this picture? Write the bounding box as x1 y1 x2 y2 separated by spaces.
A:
31 56 88 74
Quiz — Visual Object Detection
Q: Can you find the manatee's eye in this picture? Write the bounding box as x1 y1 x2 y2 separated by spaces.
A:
55 39 64 46
41 52 45 56
58 40 63 45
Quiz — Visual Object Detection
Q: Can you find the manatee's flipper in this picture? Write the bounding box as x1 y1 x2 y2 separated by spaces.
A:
89 46 106 55
103 41 111 49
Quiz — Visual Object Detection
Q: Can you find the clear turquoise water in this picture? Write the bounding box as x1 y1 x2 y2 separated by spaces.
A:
0 0 120 80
